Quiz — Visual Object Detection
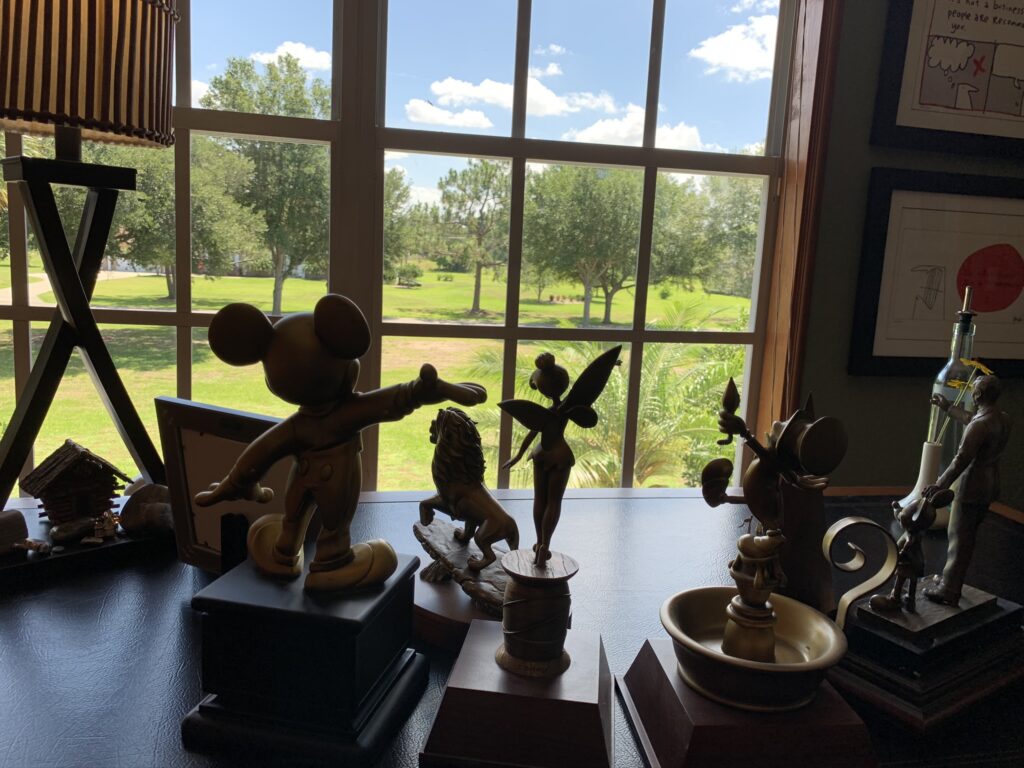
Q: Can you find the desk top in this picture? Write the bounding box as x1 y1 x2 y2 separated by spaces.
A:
1 493 1022 767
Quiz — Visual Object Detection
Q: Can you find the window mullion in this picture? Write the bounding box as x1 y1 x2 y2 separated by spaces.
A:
643 0 667 149
511 0 532 139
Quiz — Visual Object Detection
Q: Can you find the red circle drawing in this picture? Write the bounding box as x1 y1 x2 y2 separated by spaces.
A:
957 243 1024 312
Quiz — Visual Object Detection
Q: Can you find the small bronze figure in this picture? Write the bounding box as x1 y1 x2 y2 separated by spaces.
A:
703 378 847 613
195 295 486 592
500 346 621 566
869 489 954 613
419 407 519 571
923 375 1012 606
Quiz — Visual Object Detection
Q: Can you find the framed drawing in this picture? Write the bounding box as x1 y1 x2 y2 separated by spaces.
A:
156 397 293 572
850 168 1024 376
873 0 1024 156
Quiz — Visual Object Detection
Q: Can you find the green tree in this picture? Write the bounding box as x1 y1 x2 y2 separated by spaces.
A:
699 174 761 298
524 166 642 326
437 159 510 315
201 54 330 313
383 167 413 284
649 173 712 288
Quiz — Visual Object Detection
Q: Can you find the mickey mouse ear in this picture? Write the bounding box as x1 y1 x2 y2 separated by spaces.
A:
208 303 273 366
314 294 371 359
796 416 847 476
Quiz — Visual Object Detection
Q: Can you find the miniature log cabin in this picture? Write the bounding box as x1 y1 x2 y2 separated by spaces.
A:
21 441 132 524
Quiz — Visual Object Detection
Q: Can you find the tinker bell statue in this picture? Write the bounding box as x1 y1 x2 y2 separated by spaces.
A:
500 346 621 566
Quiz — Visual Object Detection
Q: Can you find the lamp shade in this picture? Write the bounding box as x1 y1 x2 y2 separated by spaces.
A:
0 0 178 147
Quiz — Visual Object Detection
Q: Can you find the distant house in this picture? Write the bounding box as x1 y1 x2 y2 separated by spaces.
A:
21 440 133 524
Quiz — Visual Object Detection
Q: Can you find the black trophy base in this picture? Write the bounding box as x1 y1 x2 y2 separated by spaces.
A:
831 583 1024 730
182 649 428 766
617 638 875 768
420 619 613 768
183 551 427 765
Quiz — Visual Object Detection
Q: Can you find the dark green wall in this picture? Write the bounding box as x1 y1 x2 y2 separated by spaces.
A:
799 0 1023 509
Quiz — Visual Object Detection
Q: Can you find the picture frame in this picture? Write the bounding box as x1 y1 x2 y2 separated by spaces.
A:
155 397 292 572
849 167 1024 376
872 0 1024 157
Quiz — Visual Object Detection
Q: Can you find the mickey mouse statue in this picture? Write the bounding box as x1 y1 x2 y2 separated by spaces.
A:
194 295 487 592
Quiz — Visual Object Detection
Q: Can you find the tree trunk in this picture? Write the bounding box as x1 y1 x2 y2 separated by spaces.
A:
471 261 483 313
164 265 175 300
601 286 617 325
272 248 287 315
582 281 593 325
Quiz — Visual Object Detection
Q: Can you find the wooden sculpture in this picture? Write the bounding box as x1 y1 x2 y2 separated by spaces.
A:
194 295 486 592
418 407 519 572
500 346 621 566
869 489 954 613
923 375 1011 606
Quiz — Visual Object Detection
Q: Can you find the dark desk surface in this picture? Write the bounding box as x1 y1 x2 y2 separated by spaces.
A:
1 492 1022 767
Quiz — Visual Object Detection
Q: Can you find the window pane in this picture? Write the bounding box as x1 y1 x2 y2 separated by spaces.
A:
190 0 332 117
191 135 329 316
658 1 780 153
508 341 629 489
0 321 14 433
382 153 510 325
526 0 652 145
378 337 503 491
28 324 175 478
191 327 294 420
385 0 516 135
634 343 746 488
520 163 642 329
647 172 765 331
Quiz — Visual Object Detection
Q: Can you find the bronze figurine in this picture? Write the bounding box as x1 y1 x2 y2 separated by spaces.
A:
500 346 621 566
702 378 847 613
923 375 1012 606
419 407 519 571
869 489 954 613
499 348 618 565
194 294 486 592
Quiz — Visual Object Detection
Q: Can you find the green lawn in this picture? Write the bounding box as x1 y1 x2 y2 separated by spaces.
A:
38 263 750 330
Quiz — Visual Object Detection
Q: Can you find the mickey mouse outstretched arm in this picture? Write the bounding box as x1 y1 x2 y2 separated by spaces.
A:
195 418 303 507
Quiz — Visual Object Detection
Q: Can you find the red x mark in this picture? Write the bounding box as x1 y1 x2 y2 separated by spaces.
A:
973 55 987 76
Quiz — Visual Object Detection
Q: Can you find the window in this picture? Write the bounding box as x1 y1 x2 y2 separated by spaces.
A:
0 0 794 491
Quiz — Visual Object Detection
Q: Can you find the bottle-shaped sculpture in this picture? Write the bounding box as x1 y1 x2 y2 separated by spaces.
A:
927 288 976 470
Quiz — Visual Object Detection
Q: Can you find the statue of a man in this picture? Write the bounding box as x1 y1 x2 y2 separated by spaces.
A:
923 375 1012 606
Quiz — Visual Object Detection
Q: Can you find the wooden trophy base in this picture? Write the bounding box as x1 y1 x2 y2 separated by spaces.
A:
617 638 875 768
182 552 428 766
420 619 613 768
831 583 1024 730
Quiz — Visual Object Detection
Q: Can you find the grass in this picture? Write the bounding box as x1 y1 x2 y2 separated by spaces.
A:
37 262 751 330
4 264 749 491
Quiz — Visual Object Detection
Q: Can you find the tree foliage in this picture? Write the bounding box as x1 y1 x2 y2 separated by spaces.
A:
201 54 330 313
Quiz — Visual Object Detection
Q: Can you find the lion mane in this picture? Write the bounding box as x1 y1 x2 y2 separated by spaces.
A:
431 407 487 490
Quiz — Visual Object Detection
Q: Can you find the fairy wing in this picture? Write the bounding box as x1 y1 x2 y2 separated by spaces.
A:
565 405 598 428
498 399 558 432
561 345 622 413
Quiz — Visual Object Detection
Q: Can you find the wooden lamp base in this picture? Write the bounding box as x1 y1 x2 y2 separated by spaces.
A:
420 619 613 768
617 638 876 768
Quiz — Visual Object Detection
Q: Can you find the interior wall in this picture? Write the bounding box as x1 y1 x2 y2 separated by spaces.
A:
800 0 1023 509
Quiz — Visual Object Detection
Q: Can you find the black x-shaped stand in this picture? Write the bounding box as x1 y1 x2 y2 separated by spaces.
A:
0 156 165 507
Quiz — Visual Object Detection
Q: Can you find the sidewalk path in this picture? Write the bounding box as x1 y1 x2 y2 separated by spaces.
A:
0 269 149 306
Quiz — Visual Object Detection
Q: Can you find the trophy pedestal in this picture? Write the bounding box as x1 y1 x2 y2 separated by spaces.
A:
617 638 875 768
420 619 613 768
182 552 428 766
830 583 1024 730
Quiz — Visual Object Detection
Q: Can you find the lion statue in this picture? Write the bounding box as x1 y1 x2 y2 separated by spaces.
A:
419 407 519 570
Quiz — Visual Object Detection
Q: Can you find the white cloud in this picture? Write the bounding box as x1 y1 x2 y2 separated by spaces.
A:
430 76 616 117
730 0 779 11
191 79 209 107
386 164 408 176
528 62 563 79
404 98 493 128
410 185 442 206
534 43 567 56
384 151 409 162
689 15 778 82
562 103 704 151
250 41 331 70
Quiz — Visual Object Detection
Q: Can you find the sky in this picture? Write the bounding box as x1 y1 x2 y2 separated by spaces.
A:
190 0 780 205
